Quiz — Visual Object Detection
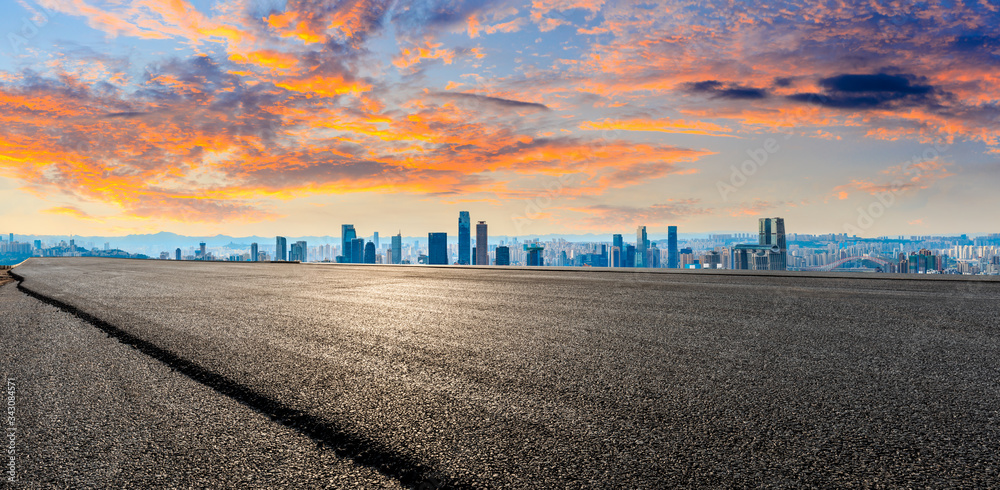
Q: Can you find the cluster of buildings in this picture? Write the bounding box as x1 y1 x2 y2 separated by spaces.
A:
6 224 998 275
0 235 146 264
193 215 789 272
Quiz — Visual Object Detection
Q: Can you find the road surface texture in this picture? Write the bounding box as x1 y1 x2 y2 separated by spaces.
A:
0 280 402 488
7 257 1000 487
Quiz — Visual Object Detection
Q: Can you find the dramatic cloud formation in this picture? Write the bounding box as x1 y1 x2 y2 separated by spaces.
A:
0 0 998 235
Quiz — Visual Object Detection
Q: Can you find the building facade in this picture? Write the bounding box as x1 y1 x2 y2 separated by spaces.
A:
458 211 471 265
476 221 488 266
428 232 448 265
391 232 402 264
495 246 510 266
341 224 356 263
667 225 678 268
636 226 648 268
275 236 287 261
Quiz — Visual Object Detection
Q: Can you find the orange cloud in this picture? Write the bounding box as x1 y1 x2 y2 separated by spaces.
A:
393 41 456 70
42 206 99 221
579 118 736 137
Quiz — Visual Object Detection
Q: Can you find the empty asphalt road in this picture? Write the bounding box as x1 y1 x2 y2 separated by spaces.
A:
7 258 1000 487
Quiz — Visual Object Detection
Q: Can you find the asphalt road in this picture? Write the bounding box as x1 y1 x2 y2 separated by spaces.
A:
0 280 402 488
8 258 1000 487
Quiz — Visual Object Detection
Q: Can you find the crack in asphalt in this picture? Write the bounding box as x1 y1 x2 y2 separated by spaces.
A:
8 267 463 490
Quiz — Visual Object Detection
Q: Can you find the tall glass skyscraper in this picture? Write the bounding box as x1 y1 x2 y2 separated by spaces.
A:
428 232 448 265
458 211 471 265
341 224 356 263
251 243 258 262
636 226 648 268
612 234 623 267
476 221 488 266
667 226 678 269
275 236 287 261
364 242 376 264
391 232 402 264
351 237 364 263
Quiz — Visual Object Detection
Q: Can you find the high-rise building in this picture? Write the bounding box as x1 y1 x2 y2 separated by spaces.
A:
8 233 12 242
610 246 621 268
275 236 287 261
364 242 376 264
297 241 308 262
199 242 206 260
251 243 258 262
646 243 661 268
612 234 623 267
458 211 471 265
342 240 352 263
526 244 544 266
636 226 648 268
175 248 181 261
373 232 379 250
667 226 678 269
341 225 356 263
351 238 364 263
471 247 477 265
495 246 510 266
428 232 448 265
391 232 402 264
624 244 636 267
733 218 787 270
476 221 488 266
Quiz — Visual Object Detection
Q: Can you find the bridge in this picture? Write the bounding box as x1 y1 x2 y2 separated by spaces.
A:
803 256 895 272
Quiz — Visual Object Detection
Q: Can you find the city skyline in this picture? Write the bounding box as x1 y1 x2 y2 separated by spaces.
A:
1 2 998 237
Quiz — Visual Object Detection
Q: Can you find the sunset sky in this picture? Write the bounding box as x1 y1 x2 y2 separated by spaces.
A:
1 0 998 238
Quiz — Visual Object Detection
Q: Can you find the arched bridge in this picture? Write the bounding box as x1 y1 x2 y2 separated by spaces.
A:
804 256 895 272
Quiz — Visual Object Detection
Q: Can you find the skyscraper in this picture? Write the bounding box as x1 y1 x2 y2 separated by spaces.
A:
296 241 308 262
476 221 488 266
351 237 364 264
175 248 181 261
667 226 678 269
364 242 376 264
636 226 648 268
612 234 623 267
646 243 661 268
276 236 287 261
733 217 787 271
251 243 258 262
342 225 356 263
428 232 448 265
458 211 471 265
391 232 402 264
199 242 206 260
495 246 510 266
526 244 544 266
373 232 379 250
